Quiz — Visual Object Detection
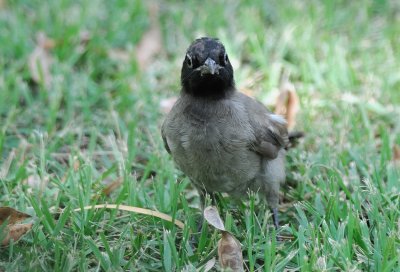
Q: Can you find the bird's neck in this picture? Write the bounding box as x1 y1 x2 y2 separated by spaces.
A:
182 82 235 100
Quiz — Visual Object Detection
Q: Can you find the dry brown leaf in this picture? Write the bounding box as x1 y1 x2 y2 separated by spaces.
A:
1 223 33 246
203 206 225 231
72 204 184 229
0 207 31 225
203 206 243 270
218 231 244 272
275 81 300 130
0 207 33 246
28 32 54 87
274 91 287 115
135 3 162 71
73 156 80 171
102 177 123 196
203 257 216 272
159 96 178 114
393 144 400 162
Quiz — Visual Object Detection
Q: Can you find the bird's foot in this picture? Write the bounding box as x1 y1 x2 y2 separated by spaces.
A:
271 207 283 241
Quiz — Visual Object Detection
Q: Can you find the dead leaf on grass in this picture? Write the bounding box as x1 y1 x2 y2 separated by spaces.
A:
1 223 33 246
73 156 80 171
28 32 54 88
203 206 244 271
275 80 300 130
102 177 123 196
0 207 31 225
218 232 244 272
393 144 400 163
135 3 162 71
0 207 33 246
203 206 225 231
203 257 216 272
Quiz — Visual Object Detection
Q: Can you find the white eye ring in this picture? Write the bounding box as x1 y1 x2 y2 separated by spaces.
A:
186 54 193 68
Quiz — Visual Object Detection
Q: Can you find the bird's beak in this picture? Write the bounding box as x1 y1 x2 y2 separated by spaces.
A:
200 57 219 75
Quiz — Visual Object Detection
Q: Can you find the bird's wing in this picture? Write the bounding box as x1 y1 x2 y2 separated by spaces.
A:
161 120 171 154
160 97 188 155
238 92 289 159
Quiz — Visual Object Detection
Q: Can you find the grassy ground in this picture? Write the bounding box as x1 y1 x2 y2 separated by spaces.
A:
1 0 400 271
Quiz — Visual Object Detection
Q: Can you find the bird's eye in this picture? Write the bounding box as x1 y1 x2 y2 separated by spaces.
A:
186 54 193 68
220 52 229 65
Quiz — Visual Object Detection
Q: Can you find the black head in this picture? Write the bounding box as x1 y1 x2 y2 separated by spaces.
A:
181 37 235 99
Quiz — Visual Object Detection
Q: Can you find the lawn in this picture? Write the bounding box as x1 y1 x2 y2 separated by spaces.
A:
1 0 399 271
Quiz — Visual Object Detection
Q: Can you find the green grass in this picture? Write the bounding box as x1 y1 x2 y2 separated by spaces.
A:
1 0 400 271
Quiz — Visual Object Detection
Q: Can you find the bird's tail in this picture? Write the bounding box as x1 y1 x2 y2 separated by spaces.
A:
286 131 304 149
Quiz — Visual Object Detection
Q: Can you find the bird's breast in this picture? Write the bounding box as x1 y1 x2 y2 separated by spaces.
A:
167 107 260 193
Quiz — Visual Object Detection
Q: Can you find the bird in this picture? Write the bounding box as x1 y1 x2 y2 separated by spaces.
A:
161 37 288 229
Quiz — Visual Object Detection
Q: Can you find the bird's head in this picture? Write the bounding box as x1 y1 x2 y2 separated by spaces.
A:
181 37 234 99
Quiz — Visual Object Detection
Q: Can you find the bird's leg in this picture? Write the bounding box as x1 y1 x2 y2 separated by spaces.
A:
271 207 279 230
271 207 283 242
197 191 206 234
264 183 281 240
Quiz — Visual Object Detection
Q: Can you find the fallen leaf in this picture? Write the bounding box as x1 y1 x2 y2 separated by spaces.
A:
274 92 287 116
275 80 300 130
202 257 216 272
28 32 54 87
159 96 178 114
102 177 123 196
72 204 184 229
203 206 244 270
73 156 80 171
218 231 244 272
203 206 225 231
1 223 33 246
135 3 162 71
393 144 400 162
0 207 33 246
0 207 31 225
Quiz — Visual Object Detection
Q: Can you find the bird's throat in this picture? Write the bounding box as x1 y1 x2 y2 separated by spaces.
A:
184 77 234 99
